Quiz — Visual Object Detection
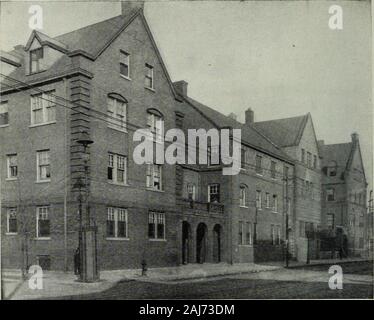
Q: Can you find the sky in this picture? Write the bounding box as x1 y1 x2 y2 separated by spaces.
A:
0 0 372 192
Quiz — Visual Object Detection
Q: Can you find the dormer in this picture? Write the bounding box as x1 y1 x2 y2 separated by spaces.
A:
24 30 68 75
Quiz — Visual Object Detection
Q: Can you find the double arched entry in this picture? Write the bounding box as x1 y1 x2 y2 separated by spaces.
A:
182 221 223 264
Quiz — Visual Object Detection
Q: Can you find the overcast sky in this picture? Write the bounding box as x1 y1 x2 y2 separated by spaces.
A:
0 0 372 192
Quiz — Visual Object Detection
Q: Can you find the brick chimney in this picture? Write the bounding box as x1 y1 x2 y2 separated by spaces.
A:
121 0 144 16
173 80 188 97
245 108 254 125
351 132 359 145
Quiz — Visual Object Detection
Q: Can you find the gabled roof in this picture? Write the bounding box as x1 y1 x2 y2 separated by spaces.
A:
184 96 294 164
253 114 309 148
25 30 68 52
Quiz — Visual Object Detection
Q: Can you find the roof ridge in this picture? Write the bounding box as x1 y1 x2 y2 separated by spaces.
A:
254 113 308 124
54 14 123 40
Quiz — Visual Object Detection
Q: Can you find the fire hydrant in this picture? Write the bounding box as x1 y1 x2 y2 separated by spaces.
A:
141 259 147 276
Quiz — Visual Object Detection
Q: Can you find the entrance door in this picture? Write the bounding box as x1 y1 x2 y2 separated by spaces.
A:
196 223 207 263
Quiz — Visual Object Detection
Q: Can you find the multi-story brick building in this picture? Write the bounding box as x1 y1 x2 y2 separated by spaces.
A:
254 114 322 261
0 2 367 271
319 133 368 257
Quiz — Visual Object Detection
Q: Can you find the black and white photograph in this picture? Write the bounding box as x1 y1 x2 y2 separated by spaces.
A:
0 0 373 305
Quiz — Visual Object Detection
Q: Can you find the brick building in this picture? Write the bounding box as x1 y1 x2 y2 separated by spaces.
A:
0 2 367 271
319 133 368 257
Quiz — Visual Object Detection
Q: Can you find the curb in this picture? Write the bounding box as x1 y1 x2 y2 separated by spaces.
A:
286 259 372 269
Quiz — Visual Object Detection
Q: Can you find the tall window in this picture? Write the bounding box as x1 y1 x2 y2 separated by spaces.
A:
241 148 246 169
271 225 275 245
0 101 9 126
326 188 335 201
301 149 305 163
37 150 50 181
146 163 162 190
271 161 276 179
108 96 127 131
7 154 17 179
239 185 247 207
299 221 305 237
238 221 243 245
145 64 154 89
120 51 130 78
108 153 127 184
313 155 317 169
283 166 289 179
327 213 334 229
208 184 220 203
307 152 312 167
31 91 56 125
107 207 128 238
255 155 263 174
7 208 17 234
30 47 43 73
276 226 281 245
36 206 50 238
147 111 163 142
207 144 220 166
246 222 252 245
265 192 270 208
272 195 278 212
187 183 196 201
148 212 165 240
256 190 262 209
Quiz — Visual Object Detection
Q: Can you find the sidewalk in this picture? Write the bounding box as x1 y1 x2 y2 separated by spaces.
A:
286 257 372 268
5 262 280 300
1 269 24 300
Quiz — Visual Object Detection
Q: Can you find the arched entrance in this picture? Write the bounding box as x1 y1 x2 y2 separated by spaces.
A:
213 224 222 263
182 221 191 264
196 223 208 263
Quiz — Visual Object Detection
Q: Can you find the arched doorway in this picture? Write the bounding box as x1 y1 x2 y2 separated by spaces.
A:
213 224 222 263
196 223 208 263
182 221 191 264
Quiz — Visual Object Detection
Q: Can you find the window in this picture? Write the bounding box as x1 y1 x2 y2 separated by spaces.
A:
208 184 220 203
146 163 163 191
241 148 246 169
145 64 154 89
36 207 50 238
37 150 50 181
307 152 312 168
0 101 9 126
359 238 364 249
120 51 130 78
255 155 263 174
265 192 270 208
271 161 276 179
108 96 127 131
327 161 337 176
30 47 43 73
108 153 127 184
283 166 289 179
147 111 163 142
272 195 278 212
31 92 56 125
276 225 281 245
148 212 165 240
313 155 317 169
299 221 305 237
256 190 262 209
207 144 219 166
7 154 17 179
246 222 252 245
301 149 305 163
239 185 247 207
187 183 196 201
326 188 335 201
271 225 275 245
107 207 128 238
238 221 243 245
7 208 17 234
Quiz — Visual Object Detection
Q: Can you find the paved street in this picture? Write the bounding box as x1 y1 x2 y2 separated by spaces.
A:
49 261 373 299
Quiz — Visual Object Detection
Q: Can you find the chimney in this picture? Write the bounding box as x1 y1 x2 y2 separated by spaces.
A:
121 0 144 16
245 108 254 125
173 80 188 97
351 132 359 145
228 112 237 121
